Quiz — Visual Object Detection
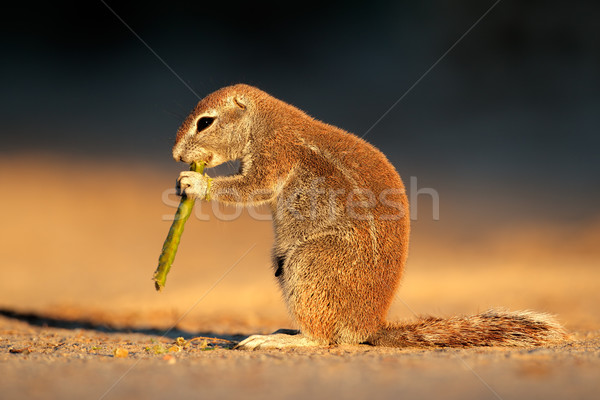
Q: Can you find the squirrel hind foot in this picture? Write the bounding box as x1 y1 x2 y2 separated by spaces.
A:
235 332 322 350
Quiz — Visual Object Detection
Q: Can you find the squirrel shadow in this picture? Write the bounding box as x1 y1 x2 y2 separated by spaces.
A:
0 308 247 346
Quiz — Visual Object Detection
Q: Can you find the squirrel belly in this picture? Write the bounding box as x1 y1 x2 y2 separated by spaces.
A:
173 84 566 348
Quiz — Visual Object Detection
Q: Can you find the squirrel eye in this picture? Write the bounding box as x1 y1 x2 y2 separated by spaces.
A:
196 117 215 132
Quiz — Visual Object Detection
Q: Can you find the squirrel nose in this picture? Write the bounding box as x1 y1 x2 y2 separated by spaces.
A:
172 147 183 162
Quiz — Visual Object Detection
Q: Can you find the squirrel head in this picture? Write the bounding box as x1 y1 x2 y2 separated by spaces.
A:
172 84 258 167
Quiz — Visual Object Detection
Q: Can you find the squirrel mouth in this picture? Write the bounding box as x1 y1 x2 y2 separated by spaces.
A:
194 153 214 167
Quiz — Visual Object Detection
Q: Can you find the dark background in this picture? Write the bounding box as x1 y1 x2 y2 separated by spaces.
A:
1 0 598 225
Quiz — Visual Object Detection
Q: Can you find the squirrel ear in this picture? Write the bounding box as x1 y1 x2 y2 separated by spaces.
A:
233 96 247 110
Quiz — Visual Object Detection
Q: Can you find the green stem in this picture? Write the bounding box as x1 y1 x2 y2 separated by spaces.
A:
153 161 206 291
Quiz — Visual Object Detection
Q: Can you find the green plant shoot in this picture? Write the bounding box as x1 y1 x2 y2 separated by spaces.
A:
153 161 206 291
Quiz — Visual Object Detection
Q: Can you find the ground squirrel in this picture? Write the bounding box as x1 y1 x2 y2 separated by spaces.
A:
173 84 566 349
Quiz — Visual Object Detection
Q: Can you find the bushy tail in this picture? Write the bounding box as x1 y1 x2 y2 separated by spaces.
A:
367 309 567 348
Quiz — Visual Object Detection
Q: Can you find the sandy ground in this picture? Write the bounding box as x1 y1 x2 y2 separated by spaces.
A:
1 154 599 399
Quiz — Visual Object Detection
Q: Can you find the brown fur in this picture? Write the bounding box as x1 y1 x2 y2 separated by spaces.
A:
369 309 565 347
173 84 566 348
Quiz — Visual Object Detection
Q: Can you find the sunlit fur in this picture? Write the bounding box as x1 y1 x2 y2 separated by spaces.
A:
173 84 566 348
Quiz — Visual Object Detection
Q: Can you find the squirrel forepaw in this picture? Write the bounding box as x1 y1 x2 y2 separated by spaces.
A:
176 171 211 199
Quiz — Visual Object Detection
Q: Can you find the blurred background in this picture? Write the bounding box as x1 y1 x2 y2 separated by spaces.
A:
1 0 598 333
